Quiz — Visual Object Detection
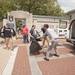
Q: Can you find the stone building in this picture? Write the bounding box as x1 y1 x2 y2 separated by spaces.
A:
3 10 69 39
67 9 75 22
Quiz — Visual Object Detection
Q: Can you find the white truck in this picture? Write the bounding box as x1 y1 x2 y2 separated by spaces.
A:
59 20 69 38
66 20 75 46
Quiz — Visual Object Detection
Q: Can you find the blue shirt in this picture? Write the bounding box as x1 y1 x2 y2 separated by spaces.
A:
41 28 45 33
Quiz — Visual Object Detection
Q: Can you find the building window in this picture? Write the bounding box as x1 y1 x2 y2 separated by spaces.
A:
59 21 67 29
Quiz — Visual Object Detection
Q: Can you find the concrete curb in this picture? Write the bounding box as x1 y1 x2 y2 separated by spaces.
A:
2 47 18 75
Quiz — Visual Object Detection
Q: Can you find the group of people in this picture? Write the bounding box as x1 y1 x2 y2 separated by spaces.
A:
22 25 49 47
0 23 59 61
22 24 59 61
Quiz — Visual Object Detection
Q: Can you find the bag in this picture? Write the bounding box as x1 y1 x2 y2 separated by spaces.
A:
30 40 42 55
12 29 16 36
36 37 42 41
35 30 42 41
0 32 5 38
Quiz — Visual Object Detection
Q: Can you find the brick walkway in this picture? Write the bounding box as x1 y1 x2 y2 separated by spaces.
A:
12 46 31 75
1 39 75 75
38 57 75 75
35 47 75 58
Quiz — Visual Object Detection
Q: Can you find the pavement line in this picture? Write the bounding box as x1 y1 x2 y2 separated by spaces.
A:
36 53 75 61
2 46 18 75
26 46 42 75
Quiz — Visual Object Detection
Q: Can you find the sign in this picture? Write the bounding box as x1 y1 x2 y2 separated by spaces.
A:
10 23 14 28
9 16 13 22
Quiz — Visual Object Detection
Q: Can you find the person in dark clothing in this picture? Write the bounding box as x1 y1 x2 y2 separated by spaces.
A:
41 27 46 33
29 25 36 42
2 24 13 50
39 26 50 48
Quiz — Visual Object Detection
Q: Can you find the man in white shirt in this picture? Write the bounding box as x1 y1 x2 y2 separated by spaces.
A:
43 24 59 61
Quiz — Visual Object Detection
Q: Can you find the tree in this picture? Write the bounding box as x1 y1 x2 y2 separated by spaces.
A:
0 0 65 21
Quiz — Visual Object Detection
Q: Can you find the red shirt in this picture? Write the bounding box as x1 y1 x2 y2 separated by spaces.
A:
22 27 28 35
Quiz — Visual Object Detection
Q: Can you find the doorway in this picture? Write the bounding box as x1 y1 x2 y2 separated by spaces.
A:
15 18 26 39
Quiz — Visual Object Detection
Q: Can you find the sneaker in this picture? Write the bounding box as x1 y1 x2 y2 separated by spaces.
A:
54 54 59 57
10 47 13 50
44 58 49 61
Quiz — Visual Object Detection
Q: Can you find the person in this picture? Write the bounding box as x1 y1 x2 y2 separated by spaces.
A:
2 24 13 50
39 26 50 48
22 25 29 43
29 25 36 42
42 24 59 61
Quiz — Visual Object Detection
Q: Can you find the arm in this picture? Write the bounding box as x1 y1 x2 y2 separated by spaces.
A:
29 32 34 38
29 30 34 38
38 31 42 33
1 28 4 32
37 28 43 33
42 30 48 38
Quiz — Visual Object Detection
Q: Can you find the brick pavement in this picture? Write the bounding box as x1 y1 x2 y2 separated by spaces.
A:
1 39 24 46
1 39 75 75
12 46 31 75
35 47 75 58
38 57 75 75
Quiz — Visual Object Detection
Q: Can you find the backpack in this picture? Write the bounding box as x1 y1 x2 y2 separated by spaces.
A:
0 32 5 38
12 29 16 36
0 28 5 38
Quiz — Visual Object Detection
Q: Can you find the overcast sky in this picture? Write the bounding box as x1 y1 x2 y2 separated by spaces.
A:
58 0 75 12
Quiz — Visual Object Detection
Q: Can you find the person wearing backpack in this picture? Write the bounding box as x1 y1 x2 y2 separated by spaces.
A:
2 23 13 50
22 25 29 43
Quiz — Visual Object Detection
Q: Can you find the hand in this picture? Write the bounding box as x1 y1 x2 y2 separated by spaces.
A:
31 36 34 38
41 37 43 39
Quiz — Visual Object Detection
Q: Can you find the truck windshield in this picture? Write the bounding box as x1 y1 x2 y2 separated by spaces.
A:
59 21 67 29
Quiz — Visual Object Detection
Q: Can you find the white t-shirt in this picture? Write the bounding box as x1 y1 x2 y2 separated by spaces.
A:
43 28 58 41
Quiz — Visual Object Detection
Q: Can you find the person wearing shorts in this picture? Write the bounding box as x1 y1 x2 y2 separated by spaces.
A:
3 23 13 50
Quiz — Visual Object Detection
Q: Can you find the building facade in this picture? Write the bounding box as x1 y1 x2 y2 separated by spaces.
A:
3 10 69 39
67 9 75 22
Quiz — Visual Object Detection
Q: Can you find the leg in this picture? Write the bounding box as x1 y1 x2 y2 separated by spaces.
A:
27 35 29 42
5 38 10 49
54 41 59 56
10 38 13 50
23 35 26 43
45 42 53 59
42 37 46 47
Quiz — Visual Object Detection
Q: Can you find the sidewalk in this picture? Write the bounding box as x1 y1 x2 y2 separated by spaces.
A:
0 39 75 75
0 46 12 75
12 46 31 75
